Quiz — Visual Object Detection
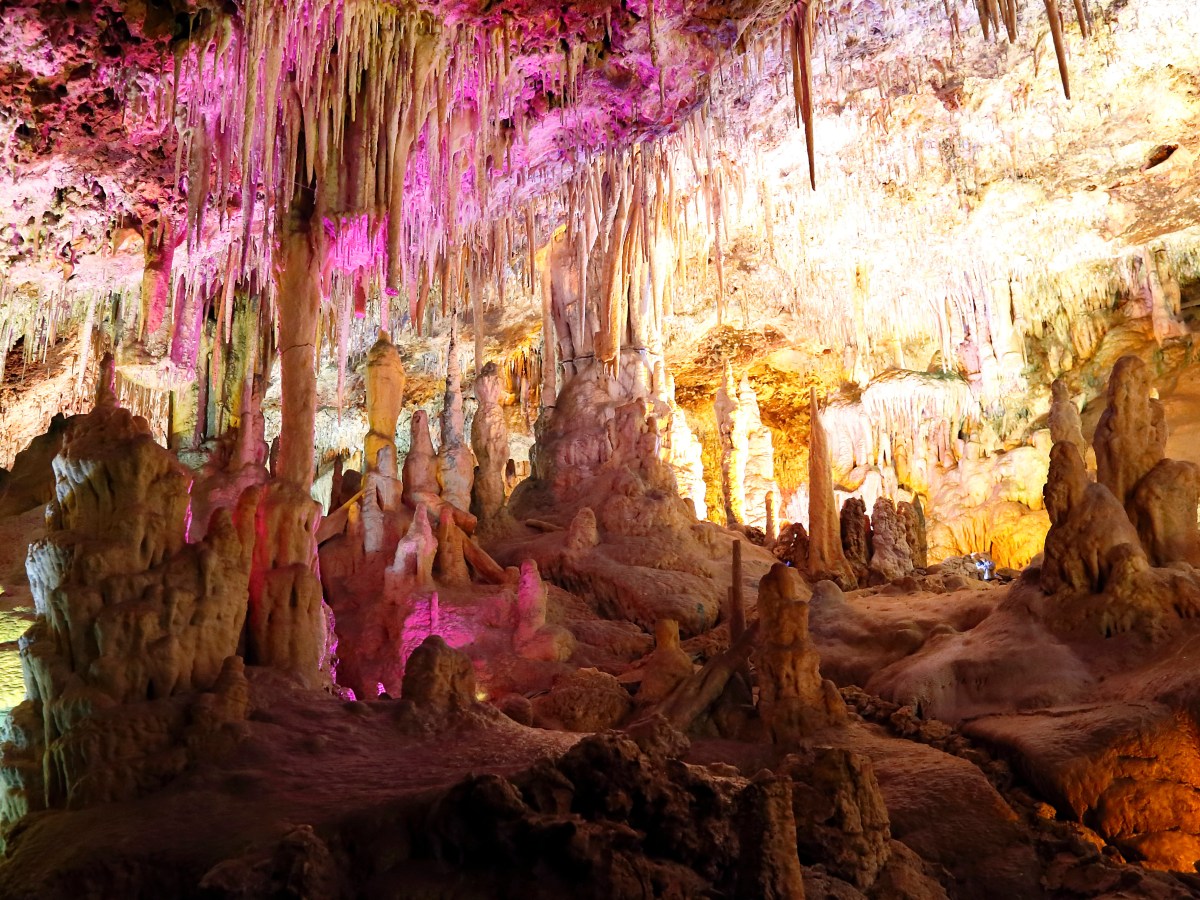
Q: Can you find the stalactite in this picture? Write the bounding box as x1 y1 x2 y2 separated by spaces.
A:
790 3 818 190
1044 0 1072 99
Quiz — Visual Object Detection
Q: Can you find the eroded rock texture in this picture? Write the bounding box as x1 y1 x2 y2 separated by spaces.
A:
839 496 870 568
754 564 845 744
1093 356 1167 515
868 497 913 584
3 367 255 817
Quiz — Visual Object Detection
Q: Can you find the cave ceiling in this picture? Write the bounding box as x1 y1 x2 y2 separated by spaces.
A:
0 0 1198 362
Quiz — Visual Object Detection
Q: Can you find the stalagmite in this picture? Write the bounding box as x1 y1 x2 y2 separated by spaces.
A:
437 330 475 512
513 559 575 662
1130 460 1200 567
840 497 870 566
364 331 406 472
6 374 255 813
435 506 471 585
807 390 857 589
754 564 845 744
716 362 742 524
664 370 707 519
471 361 509 524
1094 356 1166 515
868 498 913 583
1048 378 1088 465
637 619 695 705
739 376 782 533
391 503 437 589
897 499 928 569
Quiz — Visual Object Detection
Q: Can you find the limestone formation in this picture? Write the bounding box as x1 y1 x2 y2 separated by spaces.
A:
1129 459 1200 567
435 506 471 585
514 559 575 662
773 522 810 569
1094 355 1166 514
6 375 256 814
404 410 476 533
190 375 270 542
399 635 476 716
869 497 913 583
637 619 695 705
470 361 509 522
243 481 328 685
1039 356 1200 634
664 373 707 520
734 776 807 899
739 376 782 533
754 564 845 744
437 331 476 513
715 361 741 523
390 503 437 589
839 496 870 565
713 367 780 530
806 390 857 590
782 747 892 890
565 506 601 552
1048 378 1087 464
364 331 406 473
10 3 1200 897
275 220 323 491
532 668 633 732
897 498 927 569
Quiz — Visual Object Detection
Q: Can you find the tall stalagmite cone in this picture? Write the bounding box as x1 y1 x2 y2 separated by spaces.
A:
806 388 856 590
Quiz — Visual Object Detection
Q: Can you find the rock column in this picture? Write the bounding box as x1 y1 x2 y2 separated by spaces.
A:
806 390 857 589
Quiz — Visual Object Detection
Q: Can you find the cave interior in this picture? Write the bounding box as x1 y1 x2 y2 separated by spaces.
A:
3 0 1200 896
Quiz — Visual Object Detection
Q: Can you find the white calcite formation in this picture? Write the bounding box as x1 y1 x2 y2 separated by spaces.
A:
714 365 780 530
715 362 742 524
663 372 707 521
738 376 782 534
